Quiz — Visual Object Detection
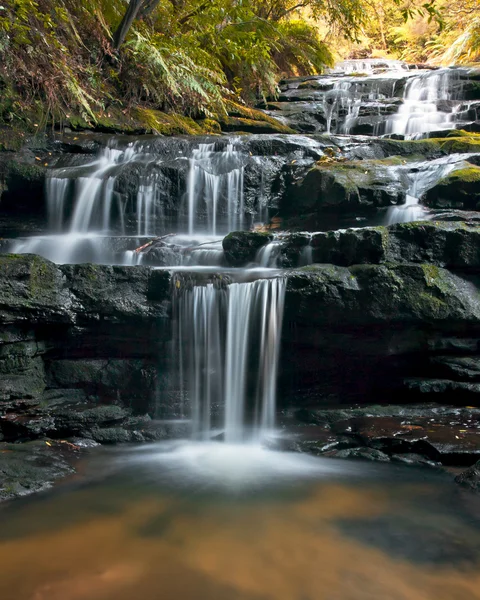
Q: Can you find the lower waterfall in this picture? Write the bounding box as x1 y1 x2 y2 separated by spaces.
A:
173 277 286 443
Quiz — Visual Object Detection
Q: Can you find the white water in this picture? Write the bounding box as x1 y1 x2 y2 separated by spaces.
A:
174 277 285 442
385 153 476 225
10 139 250 264
187 142 245 235
384 69 464 138
334 59 410 74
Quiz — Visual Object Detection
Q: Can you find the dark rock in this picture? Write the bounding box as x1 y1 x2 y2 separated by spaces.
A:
430 356 480 381
0 254 72 325
0 440 78 502
311 227 386 266
423 164 480 210
286 263 480 328
385 221 480 270
223 231 273 266
325 447 391 462
391 453 441 467
455 460 480 490
47 358 157 406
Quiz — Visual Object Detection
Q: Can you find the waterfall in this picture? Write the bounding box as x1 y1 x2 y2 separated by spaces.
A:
384 69 463 138
174 277 285 442
334 59 410 74
187 142 245 235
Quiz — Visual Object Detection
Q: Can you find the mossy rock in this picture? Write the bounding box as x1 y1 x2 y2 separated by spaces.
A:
219 116 294 135
282 158 405 220
423 163 480 210
66 106 222 136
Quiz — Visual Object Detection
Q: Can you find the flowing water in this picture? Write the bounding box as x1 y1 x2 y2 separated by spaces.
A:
1 60 480 599
384 153 477 225
173 277 285 441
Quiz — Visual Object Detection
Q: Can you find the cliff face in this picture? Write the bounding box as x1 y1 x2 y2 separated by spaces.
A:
2 222 480 446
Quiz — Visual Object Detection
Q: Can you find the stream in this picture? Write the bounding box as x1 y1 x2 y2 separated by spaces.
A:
1 442 480 600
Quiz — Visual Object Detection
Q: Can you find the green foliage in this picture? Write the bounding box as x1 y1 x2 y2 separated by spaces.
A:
349 0 480 64
0 0 365 129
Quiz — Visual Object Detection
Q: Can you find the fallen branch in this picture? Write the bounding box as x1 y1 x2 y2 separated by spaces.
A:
134 233 175 253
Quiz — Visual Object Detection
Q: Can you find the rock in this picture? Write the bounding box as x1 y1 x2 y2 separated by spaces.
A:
391 453 441 467
282 159 406 227
325 447 391 462
0 157 47 218
311 227 386 266
0 440 78 502
287 407 480 467
455 460 480 490
223 231 273 266
430 356 480 381
47 359 156 405
0 254 72 325
423 164 480 210
286 263 480 328
385 221 480 270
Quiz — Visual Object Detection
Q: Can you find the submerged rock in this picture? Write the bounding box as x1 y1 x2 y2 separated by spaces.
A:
455 460 480 491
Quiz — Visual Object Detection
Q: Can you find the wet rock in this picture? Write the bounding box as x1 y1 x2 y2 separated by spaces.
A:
0 157 47 220
282 160 406 226
430 356 480 381
0 440 78 502
289 407 480 467
286 263 480 328
455 460 480 491
47 359 156 405
391 453 441 467
223 231 273 266
423 163 480 210
60 263 170 322
325 447 391 462
311 227 386 266
0 254 72 325
385 221 480 270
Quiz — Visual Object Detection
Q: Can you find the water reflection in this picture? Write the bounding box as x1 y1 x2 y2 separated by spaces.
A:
1 444 480 600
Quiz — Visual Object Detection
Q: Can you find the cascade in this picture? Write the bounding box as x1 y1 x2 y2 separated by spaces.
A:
383 68 465 137
334 59 410 74
9 138 250 264
174 277 285 442
384 153 476 225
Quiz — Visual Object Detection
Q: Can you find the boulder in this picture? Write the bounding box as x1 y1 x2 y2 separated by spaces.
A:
423 164 480 210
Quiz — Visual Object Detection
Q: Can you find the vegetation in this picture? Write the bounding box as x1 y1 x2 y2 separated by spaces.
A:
0 0 478 135
343 0 480 64
0 0 352 131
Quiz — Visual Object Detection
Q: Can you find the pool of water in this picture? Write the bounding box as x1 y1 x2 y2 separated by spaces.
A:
1 441 480 600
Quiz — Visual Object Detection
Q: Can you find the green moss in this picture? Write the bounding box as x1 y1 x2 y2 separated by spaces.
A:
220 116 294 134
421 264 441 287
418 292 448 316
29 255 57 297
200 118 222 134
442 166 480 184
0 126 29 152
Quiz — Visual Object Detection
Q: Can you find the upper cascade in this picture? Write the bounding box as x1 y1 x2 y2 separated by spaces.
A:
333 59 410 74
266 62 479 137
